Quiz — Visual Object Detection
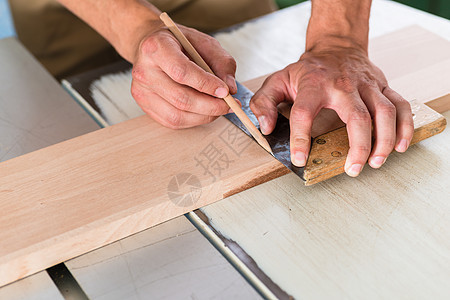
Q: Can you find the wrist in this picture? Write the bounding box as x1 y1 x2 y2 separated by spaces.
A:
123 19 165 63
306 35 368 54
306 0 370 53
111 3 163 62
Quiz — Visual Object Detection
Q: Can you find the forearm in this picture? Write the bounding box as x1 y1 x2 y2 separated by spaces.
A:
306 0 372 53
58 0 163 62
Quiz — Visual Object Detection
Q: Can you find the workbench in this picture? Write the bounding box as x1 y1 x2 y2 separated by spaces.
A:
1 0 449 299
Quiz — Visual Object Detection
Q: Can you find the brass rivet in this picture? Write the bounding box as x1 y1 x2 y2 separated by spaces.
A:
316 139 326 145
312 158 323 164
331 151 342 157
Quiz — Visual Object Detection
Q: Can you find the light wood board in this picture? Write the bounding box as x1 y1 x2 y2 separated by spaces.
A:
0 109 284 287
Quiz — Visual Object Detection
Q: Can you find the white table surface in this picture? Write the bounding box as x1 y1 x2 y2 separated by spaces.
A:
0 37 98 299
81 0 450 299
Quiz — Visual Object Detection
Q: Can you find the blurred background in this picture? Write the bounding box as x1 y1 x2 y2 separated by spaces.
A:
1 0 449 40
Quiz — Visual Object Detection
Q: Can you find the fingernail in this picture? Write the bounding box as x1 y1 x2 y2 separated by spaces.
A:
346 164 363 177
226 75 237 94
396 139 409 152
370 156 386 168
215 87 228 98
258 116 268 134
292 151 306 167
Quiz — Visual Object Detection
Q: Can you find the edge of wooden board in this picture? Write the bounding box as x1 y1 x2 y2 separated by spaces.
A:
0 115 284 287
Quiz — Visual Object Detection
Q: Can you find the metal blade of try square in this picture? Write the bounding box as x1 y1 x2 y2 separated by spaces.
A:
225 82 306 181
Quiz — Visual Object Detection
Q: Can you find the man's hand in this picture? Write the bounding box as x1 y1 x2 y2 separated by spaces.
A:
250 45 414 177
58 0 237 129
251 0 414 177
131 26 237 129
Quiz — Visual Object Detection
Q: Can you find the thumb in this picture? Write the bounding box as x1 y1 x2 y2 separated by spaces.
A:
250 73 291 135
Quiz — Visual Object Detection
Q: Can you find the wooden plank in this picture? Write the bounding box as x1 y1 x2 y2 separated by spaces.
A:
0 112 284 287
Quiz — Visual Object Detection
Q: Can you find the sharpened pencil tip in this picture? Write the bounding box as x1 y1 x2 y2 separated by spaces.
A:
259 139 273 155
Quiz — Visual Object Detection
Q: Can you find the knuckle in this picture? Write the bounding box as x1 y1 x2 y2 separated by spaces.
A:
131 66 146 83
204 115 218 124
334 75 357 93
375 102 396 117
348 107 371 124
352 144 371 154
291 134 310 152
210 102 229 116
140 35 160 55
291 107 313 122
169 63 188 83
292 135 310 146
165 110 183 129
221 55 236 72
398 98 412 111
196 76 213 93
201 35 220 48
300 71 327 88
249 96 264 115
171 91 191 111
205 101 222 116
377 137 396 149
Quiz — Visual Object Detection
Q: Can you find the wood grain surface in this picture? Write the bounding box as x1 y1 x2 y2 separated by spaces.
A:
0 113 284 287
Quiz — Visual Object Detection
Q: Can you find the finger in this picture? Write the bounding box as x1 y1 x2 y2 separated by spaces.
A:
383 87 414 152
250 73 290 135
360 87 396 169
145 34 230 98
131 81 217 129
144 69 230 116
334 95 372 177
188 30 238 94
289 89 323 167
205 52 237 95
